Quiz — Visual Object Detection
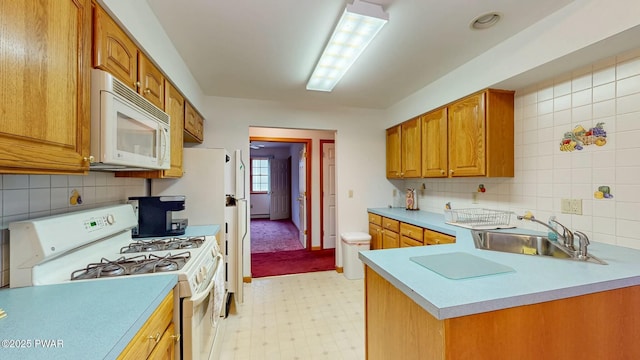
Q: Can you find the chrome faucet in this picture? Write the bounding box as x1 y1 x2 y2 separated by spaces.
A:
516 213 575 252
574 231 590 259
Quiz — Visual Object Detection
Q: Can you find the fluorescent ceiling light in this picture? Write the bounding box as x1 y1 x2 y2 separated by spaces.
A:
306 0 388 92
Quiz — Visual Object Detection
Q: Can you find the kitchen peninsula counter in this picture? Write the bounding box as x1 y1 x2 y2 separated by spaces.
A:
0 275 177 360
362 207 640 359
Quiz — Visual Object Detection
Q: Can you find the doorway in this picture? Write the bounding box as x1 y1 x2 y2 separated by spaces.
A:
248 137 312 249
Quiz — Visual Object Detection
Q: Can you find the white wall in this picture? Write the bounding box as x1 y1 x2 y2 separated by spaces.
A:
203 98 390 275
387 0 640 125
249 194 270 217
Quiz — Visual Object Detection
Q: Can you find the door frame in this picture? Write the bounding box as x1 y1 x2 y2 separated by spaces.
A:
249 136 312 250
320 139 335 250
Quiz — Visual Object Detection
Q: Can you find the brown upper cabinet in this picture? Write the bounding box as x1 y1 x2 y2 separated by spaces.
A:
93 4 164 109
184 102 204 143
421 107 448 178
447 89 514 177
0 0 92 174
389 88 514 179
386 117 421 178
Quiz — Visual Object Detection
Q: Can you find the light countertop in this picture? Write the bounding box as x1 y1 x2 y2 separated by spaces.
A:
0 275 177 360
361 207 640 320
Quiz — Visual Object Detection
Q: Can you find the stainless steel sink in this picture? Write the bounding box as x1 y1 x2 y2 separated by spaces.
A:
471 230 607 264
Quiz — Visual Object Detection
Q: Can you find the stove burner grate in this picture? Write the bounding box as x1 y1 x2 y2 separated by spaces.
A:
70 252 190 280
120 236 206 253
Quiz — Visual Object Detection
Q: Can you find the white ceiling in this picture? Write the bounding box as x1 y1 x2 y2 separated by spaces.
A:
146 0 574 109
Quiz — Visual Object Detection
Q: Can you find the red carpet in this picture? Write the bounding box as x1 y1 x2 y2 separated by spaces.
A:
251 249 335 278
251 219 303 253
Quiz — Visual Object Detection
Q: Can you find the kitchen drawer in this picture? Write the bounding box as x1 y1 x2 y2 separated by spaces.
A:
423 229 456 246
382 217 400 233
368 213 382 226
400 236 423 247
400 222 423 241
118 291 173 360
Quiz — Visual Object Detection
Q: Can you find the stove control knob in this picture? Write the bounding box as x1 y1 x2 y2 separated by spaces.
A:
195 272 203 285
211 248 216 257
106 214 115 225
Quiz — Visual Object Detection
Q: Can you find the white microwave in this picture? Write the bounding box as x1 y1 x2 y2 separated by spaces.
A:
90 69 170 171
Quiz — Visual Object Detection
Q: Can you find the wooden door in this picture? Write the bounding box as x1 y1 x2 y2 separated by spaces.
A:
382 230 399 249
448 92 486 177
163 81 184 177
401 118 421 178
269 158 290 220
322 142 336 249
369 223 382 250
298 147 307 247
0 0 91 174
386 125 401 178
138 53 165 109
421 108 448 178
93 4 138 89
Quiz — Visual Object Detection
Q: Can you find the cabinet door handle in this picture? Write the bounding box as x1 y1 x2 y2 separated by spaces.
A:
170 334 181 343
449 169 454 174
148 332 161 342
440 169 445 175
83 155 95 163
136 81 141 88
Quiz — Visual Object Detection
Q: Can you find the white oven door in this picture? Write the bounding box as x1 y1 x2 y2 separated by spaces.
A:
182 253 224 360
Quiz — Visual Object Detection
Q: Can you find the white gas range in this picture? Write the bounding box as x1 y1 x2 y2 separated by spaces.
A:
9 204 224 360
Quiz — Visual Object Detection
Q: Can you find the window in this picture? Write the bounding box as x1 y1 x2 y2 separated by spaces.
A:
250 157 269 193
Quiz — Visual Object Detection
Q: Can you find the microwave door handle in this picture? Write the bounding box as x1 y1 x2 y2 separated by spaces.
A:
160 128 169 165
189 253 223 306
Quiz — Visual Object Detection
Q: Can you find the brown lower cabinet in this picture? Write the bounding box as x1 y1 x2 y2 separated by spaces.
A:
367 212 456 249
365 267 640 359
118 291 178 360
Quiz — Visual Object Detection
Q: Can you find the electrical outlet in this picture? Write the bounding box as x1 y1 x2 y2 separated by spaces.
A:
348 190 354 198
561 198 582 215
393 189 397 197
571 199 582 215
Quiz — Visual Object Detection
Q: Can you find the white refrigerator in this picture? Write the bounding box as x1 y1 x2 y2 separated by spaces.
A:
151 147 247 308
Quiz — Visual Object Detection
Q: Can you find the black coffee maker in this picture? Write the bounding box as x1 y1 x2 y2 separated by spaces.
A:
128 196 188 238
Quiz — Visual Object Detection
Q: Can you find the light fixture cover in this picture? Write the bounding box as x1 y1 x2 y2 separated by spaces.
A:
306 0 388 92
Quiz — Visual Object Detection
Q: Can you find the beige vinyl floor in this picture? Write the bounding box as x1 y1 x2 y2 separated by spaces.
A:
213 271 365 360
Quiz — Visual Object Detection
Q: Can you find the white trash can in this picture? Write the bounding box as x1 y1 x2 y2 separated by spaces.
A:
341 232 371 280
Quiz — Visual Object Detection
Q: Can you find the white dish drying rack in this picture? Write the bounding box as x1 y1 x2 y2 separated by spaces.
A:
444 208 515 230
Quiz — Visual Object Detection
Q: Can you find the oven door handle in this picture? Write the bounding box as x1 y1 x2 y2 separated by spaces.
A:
189 253 223 306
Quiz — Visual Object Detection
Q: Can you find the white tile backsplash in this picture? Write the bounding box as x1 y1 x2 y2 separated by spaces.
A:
402 50 640 250
0 172 147 286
